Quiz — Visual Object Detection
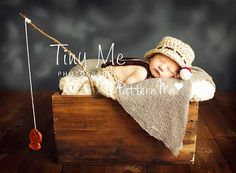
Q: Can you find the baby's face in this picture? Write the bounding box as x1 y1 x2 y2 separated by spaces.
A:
149 54 181 78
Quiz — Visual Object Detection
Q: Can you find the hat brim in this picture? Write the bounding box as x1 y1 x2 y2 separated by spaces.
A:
144 48 188 67
144 48 159 60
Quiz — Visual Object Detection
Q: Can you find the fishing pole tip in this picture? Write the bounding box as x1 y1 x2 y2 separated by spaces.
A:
19 12 26 18
19 13 31 23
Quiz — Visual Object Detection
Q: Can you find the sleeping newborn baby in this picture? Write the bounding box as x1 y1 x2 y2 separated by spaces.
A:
93 36 195 99
99 53 181 85
59 36 195 99
97 36 194 83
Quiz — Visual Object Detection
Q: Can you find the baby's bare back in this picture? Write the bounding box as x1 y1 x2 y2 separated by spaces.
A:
113 65 148 84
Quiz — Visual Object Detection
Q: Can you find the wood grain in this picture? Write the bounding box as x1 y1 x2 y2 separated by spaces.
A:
1 91 236 173
52 93 199 164
0 91 51 173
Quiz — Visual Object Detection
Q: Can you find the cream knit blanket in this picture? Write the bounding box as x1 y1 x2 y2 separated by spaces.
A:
116 78 192 156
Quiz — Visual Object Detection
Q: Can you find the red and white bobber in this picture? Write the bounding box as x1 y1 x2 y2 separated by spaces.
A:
180 67 192 81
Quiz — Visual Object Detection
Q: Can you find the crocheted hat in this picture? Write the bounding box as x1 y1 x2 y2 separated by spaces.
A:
144 36 195 80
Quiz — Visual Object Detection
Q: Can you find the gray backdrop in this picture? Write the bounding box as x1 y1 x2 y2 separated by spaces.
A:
0 0 236 91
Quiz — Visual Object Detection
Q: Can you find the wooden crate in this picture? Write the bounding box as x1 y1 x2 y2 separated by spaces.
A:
52 92 199 164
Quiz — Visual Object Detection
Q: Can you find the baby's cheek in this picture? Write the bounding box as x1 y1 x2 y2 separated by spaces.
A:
159 72 172 78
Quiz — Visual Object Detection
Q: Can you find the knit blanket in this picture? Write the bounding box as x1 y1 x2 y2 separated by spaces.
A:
59 63 215 156
116 78 192 156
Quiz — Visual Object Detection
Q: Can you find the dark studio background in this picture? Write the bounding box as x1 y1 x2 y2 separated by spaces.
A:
0 0 236 91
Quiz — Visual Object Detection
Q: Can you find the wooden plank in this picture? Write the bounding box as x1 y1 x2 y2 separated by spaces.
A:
208 92 236 173
0 91 28 115
52 93 199 164
200 96 236 173
0 91 29 129
196 115 214 140
216 137 236 173
214 92 236 125
62 165 105 173
189 101 234 173
17 91 62 173
189 139 233 173
200 99 236 138
148 165 190 173
105 165 146 173
62 164 147 173
0 92 51 173
17 150 62 173
0 92 31 173
1 91 236 172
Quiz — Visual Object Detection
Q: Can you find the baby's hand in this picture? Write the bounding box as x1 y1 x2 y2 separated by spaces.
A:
171 73 180 79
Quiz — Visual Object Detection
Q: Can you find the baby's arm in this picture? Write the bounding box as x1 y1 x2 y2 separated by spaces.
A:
124 67 147 84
